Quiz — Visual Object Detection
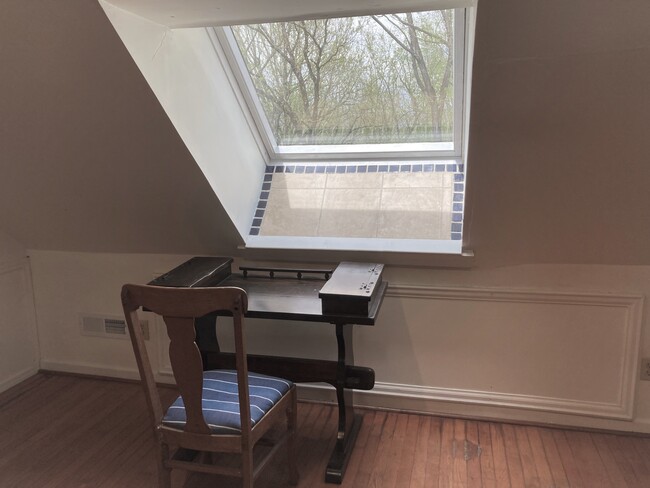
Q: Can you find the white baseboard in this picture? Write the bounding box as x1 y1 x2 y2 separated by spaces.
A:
0 366 39 394
296 383 650 434
37 359 650 434
40 360 140 380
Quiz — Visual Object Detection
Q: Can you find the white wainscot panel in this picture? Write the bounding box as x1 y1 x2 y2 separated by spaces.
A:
0 259 39 392
355 285 644 420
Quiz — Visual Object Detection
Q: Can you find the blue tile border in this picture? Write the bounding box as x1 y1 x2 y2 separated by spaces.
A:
249 178 273 236
249 162 466 239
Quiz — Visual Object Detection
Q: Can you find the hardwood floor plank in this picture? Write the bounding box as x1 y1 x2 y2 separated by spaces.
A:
465 421 482 488
93 391 161 488
408 416 431 488
630 436 650 476
591 433 633 488
294 404 338 488
524 427 554 488
0 375 86 454
552 430 584 488
269 403 334 488
437 417 457 488
378 412 409 487
565 430 613 487
600 434 643 488
538 428 570 488
346 410 386 488
452 419 468 488
4 374 650 488
501 424 525 487
514 425 540 488
488 423 511 488
610 434 650 487
394 414 420 487
40 385 143 488
0 380 123 484
477 422 496 488
423 417 443 487
368 412 399 487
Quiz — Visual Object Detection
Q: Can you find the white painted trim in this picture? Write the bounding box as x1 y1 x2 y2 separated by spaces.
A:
214 6 468 162
295 383 650 434
298 378 632 422
39 360 176 385
103 0 477 29
386 283 645 420
0 257 30 276
206 28 269 163
244 235 464 254
40 360 140 380
0 258 41 393
367 382 628 420
31 359 650 433
213 27 279 159
50 272 643 428
0 367 39 394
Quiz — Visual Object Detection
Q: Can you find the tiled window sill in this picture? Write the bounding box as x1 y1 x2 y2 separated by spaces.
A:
250 161 465 248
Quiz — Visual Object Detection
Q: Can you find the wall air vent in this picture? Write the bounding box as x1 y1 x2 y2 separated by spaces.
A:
104 318 127 335
80 314 149 340
81 314 127 339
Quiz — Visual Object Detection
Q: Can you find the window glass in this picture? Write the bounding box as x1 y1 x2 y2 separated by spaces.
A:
231 10 456 149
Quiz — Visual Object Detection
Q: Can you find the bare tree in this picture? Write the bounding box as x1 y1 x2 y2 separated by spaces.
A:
371 11 454 140
232 10 455 145
234 19 364 144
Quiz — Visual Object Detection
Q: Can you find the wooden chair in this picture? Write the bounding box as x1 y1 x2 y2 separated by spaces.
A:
121 284 298 487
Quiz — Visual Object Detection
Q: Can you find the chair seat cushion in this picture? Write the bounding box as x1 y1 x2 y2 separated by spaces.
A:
163 370 292 435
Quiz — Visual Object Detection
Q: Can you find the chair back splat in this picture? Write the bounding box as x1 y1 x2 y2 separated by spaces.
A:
121 284 298 487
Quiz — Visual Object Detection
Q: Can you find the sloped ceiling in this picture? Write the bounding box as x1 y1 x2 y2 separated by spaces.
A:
1 0 649 265
0 0 240 254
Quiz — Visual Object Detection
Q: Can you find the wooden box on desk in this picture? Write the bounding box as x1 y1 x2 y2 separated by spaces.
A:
319 262 385 317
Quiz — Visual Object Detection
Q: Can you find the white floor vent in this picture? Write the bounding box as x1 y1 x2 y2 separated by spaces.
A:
80 315 128 340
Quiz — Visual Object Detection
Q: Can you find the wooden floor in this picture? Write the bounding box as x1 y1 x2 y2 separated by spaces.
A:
2 374 650 487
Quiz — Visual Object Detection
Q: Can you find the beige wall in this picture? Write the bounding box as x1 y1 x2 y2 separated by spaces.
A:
29 250 650 432
0 0 648 266
0 0 238 255
1 0 650 431
466 0 650 266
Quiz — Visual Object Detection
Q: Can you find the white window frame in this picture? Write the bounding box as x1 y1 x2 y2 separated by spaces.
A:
214 8 467 163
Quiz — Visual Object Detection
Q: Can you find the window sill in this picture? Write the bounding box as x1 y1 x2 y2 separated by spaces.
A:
245 235 461 253
241 236 475 268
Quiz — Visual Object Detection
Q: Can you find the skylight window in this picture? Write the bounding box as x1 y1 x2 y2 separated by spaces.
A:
219 9 464 160
209 7 472 253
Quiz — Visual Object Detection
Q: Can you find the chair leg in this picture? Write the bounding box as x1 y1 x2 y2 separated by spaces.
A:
287 388 299 485
242 448 254 488
157 443 172 488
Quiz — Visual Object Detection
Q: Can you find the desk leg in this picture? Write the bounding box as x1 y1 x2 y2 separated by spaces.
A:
194 316 219 370
325 324 361 484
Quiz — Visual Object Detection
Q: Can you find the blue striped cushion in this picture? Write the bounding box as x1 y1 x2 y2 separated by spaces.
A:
163 370 292 435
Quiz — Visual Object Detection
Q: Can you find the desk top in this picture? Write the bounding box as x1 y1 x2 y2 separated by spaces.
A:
221 274 386 325
150 257 387 325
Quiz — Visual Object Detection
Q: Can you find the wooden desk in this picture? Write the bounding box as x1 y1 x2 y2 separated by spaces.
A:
150 257 387 484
